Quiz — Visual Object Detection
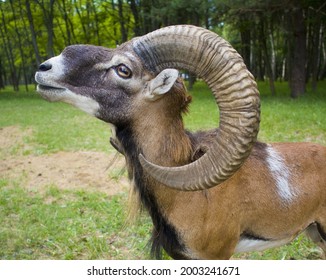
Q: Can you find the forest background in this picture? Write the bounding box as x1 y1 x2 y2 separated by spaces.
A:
0 0 325 98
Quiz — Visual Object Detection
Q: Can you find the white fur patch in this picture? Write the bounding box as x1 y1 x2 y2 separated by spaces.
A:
235 238 291 253
48 54 65 76
63 89 100 116
266 145 296 203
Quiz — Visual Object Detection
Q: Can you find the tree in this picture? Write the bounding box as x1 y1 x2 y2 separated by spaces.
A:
9 0 30 90
26 0 41 66
306 4 324 92
287 5 306 98
35 0 55 58
215 0 326 97
0 58 5 89
0 0 325 95
0 2 19 90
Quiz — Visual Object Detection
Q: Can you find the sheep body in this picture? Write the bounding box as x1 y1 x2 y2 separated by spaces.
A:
35 25 326 259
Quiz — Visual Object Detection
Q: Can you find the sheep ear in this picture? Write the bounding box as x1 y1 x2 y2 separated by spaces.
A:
144 69 179 100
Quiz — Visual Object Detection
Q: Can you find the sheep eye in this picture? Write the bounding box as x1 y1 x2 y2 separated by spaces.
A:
115 64 132 79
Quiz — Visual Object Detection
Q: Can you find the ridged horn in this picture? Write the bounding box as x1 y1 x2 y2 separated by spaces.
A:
132 25 260 191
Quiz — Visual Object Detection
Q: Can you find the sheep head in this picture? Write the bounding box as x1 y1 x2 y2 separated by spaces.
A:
35 44 179 126
35 25 260 191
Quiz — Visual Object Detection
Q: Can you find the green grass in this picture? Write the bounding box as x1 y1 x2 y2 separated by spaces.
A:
0 181 151 260
185 80 326 145
0 82 325 260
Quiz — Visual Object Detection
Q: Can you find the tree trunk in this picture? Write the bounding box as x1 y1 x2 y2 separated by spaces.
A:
319 24 326 80
0 58 5 89
289 7 306 98
260 15 276 95
311 14 321 92
118 0 128 43
74 0 89 43
35 0 55 57
0 4 19 91
10 0 29 91
142 0 152 34
109 0 119 45
58 0 72 45
46 0 55 57
188 73 196 91
240 17 251 71
128 0 142 36
25 0 41 66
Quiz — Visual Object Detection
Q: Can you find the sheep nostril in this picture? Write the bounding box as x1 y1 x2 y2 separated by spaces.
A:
38 62 52 72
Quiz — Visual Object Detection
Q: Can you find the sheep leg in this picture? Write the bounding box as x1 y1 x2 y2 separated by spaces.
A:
305 223 326 259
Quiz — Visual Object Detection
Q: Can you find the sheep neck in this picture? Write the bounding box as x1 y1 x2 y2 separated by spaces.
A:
114 109 193 259
131 94 193 167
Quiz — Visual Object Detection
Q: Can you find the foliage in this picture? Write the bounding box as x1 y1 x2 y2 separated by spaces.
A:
212 0 326 97
0 0 133 89
0 1 325 97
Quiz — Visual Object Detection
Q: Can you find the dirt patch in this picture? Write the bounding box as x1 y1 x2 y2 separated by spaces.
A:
0 126 25 150
0 126 34 158
0 126 129 195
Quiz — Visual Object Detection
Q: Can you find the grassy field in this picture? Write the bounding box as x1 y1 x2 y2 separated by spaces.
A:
0 81 325 260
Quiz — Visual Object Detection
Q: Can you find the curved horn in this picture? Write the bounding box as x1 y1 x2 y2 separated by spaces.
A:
132 25 260 191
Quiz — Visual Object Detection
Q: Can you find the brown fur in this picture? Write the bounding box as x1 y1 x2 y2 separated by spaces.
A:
126 82 326 259
131 78 193 167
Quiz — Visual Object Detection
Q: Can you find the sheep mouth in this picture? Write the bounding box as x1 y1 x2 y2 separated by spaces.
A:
35 72 66 94
36 84 66 103
37 84 65 91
